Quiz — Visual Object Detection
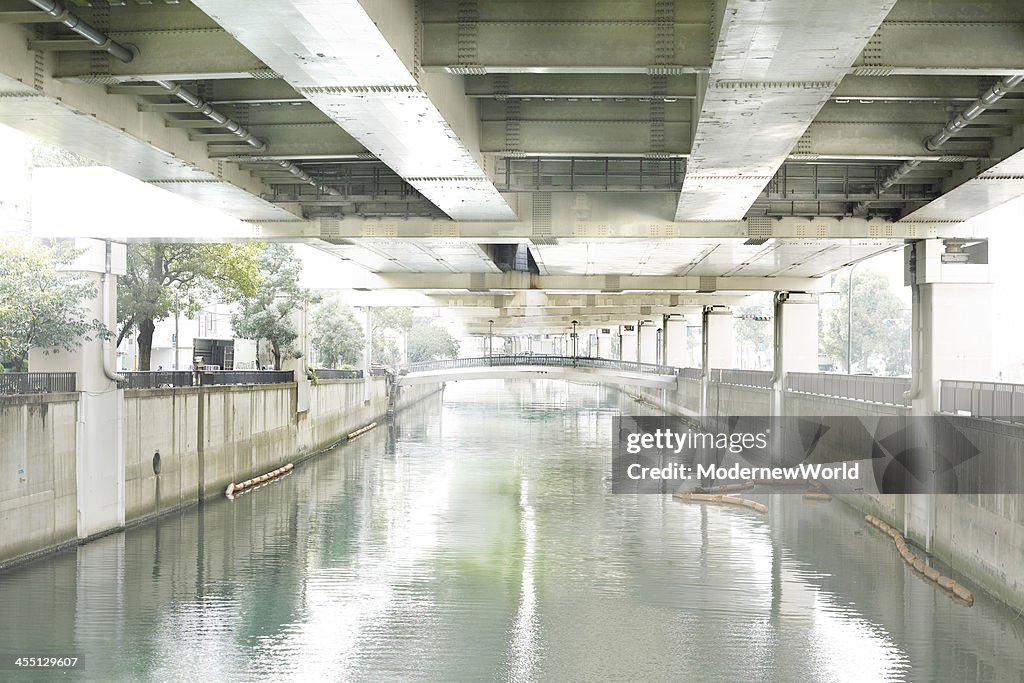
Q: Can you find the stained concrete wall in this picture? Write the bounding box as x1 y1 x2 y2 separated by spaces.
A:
3 378 443 567
0 393 79 563
123 378 390 524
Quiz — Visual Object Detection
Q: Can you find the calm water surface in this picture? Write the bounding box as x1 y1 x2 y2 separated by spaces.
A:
1 380 1023 682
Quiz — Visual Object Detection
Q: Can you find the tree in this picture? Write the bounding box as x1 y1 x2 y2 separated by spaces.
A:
0 238 107 370
311 299 364 368
371 306 413 367
733 296 773 370
231 244 319 370
117 243 262 370
820 269 910 375
407 318 460 363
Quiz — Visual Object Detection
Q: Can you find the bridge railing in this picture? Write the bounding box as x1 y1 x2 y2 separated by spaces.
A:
940 379 1024 423
0 372 77 395
710 368 773 389
405 355 679 376
786 372 911 407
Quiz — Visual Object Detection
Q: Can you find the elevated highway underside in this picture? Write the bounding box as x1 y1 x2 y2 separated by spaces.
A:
0 0 1019 330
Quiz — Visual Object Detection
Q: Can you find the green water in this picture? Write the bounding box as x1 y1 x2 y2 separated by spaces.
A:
1 380 1023 682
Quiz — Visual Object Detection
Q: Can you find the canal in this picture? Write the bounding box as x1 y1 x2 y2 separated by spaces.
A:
2 380 1023 682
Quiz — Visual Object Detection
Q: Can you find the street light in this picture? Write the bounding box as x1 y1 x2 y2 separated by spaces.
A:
571 320 578 365
847 263 858 374
488 319 494 363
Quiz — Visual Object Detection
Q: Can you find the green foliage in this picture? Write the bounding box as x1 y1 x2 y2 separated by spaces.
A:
311 299 364 368
231 244 319 370
734 296 773 370
820 269 910 375
0 237 107 370
407 318 460 363
370 306 413 367
117 242 263 369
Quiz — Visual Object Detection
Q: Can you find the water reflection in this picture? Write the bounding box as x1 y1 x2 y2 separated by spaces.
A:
0 380 1022 682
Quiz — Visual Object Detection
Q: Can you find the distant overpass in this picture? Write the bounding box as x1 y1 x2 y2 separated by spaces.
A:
398 355 680 389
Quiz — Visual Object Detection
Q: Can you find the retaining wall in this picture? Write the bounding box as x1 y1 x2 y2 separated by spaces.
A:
0 393 79 563
2 378 442 567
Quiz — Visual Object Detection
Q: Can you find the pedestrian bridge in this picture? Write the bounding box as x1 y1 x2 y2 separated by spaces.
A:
398 355 680 389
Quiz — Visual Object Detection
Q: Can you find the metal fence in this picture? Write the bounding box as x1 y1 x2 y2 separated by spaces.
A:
0 372 77 395
314 368 363 380
940 379 1024 422
786 372 912 407
120 371 193 389
405 355 678 376
199 370 294 386
117 370 294 388
710 368 774 389
370 367 389 377
679 367 703 381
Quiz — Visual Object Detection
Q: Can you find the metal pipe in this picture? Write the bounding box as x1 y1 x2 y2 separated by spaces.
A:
854 74 1023 214
153 81 340 196
925 75 1024 151
154 80 266 152
26 0 134 63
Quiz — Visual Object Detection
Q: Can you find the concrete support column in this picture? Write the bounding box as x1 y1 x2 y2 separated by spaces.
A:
700 306 735 416
638 322 658 364
596 328 613 359
904 239 992 552
620 325 638 362
29 239 126 540
664 316 689 368
361 307 372 402
770 292 819 416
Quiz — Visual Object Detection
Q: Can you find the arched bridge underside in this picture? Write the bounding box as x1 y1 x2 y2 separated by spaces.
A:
398 356 679 389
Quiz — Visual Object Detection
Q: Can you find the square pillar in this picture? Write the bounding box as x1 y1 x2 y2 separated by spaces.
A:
701 306 734 416
620 325 637 362
638 322 658 364
28 239 127 539
664 316 689 368
771 292 819 415
596 328 613 359
903 239 991 552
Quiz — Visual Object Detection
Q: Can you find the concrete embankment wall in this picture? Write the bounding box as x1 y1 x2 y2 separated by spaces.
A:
636 383 1024 612
1 379 443 567
0 393 79 563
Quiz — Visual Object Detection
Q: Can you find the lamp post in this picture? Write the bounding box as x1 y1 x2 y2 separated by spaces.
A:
571 320 578 365
847 264 858 374
488 319 494 363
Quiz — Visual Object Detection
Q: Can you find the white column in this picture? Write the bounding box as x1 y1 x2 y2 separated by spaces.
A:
770 292 819 415
620 325 638 362
29 239 126 539
664 316 689 368
638 322 659 364
704 307 736 370
904 239 992 552
596 328 613 359
361 307 372 402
